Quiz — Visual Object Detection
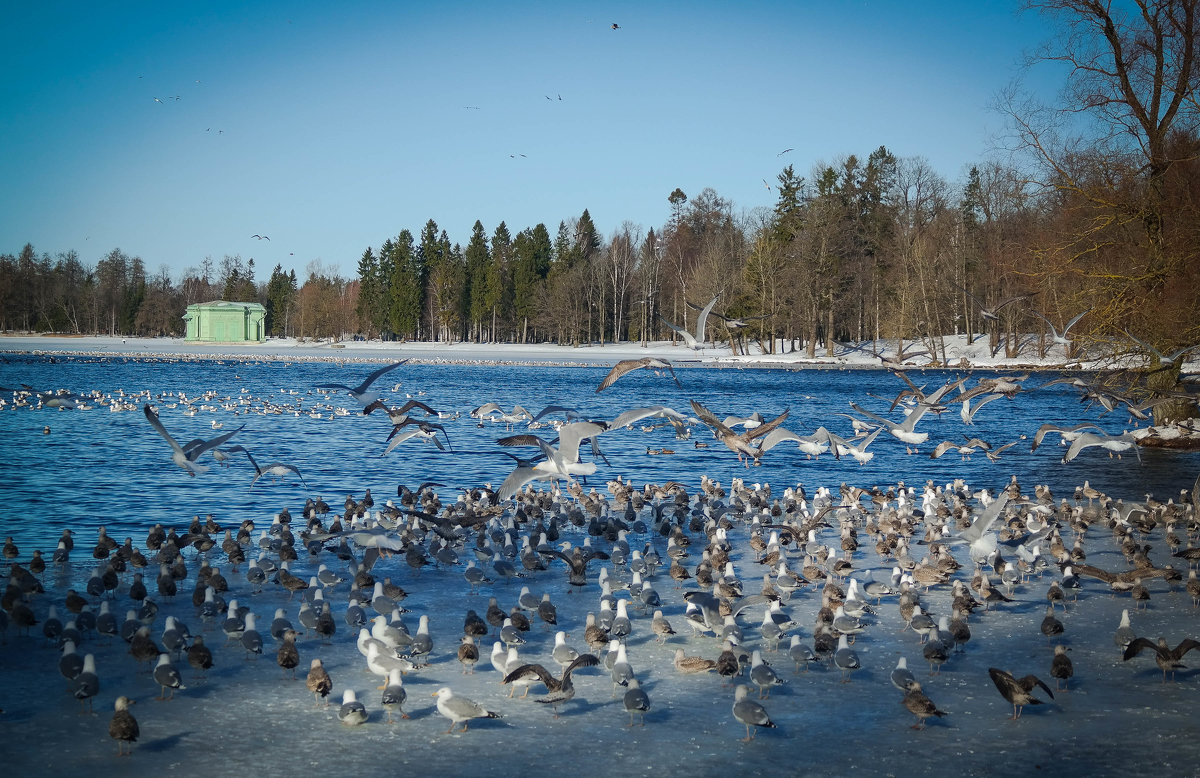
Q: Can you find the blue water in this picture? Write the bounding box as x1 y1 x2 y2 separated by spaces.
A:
2 353 1198 776
2 355 1194 552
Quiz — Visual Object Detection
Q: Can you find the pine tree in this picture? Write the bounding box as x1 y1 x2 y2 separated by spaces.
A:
464 221 490 341
388 230 421 338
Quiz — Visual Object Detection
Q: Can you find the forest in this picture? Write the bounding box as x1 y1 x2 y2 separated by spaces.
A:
2 2 1197 366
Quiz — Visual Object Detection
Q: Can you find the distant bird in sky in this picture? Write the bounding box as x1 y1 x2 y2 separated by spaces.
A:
153 97 164 104
251 234 270 241
464 106 480 110
762 179 771 190
611 23 620 29
778 148 793 155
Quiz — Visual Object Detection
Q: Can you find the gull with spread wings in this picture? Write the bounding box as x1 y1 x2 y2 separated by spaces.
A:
315 360 408 405
497 421 607 500
689 400 788 466
596 357 682 393
143 404 242 476
659 293 720 349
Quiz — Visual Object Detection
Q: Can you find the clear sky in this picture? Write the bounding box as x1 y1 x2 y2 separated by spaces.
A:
0 1 1058 281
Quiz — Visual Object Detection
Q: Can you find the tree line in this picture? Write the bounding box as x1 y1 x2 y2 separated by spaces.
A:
3 3 1196 367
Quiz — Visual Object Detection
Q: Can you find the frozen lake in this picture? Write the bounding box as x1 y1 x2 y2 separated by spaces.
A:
1 352 1198 776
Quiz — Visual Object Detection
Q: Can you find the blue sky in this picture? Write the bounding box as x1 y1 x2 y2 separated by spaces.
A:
0 1 1059 281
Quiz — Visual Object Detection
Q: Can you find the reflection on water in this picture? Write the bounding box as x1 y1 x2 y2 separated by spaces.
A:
1 354 1196 550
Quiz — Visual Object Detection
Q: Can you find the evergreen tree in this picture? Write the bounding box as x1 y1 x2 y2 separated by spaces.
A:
511 223 552 342
388 230 421 338
485 222 513 340
464 221 490 341
265 263 298 336
355 247 383 338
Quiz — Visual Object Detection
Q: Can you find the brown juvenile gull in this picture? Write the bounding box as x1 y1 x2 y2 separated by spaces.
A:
1050 645 1074 691
988 667 1054 719
902 681 946 729
109 696 139 756
1122 636 1200 682
306 658 333 707
596 357 682 393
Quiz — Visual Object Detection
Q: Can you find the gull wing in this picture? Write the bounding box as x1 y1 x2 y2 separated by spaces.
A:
953 492 1010 548
608 405 688 431
689 400 734 437
744 408 790 442
144 404 185 456
658 315 697 348
694 292 721 345
555 421 606 464
352 359 408 394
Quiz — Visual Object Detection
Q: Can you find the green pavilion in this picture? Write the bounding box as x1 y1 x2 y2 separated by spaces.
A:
182 300 267 342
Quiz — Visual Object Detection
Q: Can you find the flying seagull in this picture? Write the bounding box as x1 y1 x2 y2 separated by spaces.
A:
960 287 1035 323
1032 309 1090 348
596 358 682 393
315 360 408 405
690 400 789 466
235 447 309 490
251 234 270 241
659 292 720 349
143 404 242 476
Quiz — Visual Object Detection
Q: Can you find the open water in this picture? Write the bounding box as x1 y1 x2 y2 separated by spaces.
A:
1 353 1198 777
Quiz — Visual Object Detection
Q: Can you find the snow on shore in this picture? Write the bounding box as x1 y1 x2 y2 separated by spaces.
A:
4 333 1187 371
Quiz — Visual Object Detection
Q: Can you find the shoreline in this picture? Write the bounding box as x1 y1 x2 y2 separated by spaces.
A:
0 333 1139 372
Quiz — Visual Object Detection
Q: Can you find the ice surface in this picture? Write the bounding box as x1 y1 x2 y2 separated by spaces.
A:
1 350 1198 776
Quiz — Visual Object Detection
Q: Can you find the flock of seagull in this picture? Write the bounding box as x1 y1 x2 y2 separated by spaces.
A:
2 350 1200 769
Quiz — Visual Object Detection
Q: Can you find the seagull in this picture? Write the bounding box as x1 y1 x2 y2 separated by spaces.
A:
504 653 599 716
988 667 1054 718
432 687 501 733
497 420 606 500
1123 330 1200 368
732 684 776 741
689 302 769 333
1122 636 1200 682
960 287 1035 323
596 357 682 392
778 148 793 156
108 696 139 756
1032 309 1090 349
251 234 270 241
658 292 720 349
902 681 947 729
623 677 650 726
237 447 308 490
823 425 884 465
338 689 368 725
153 653 187 700
363 397 437 425
1061 430 1141 463
689 400 789 465
542 546 610 587
315 360 408 405
847 377 963 449
143 404 242 476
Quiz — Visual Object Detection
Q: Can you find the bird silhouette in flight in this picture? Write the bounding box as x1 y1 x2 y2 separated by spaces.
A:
251 235 270 241
611 23 620 29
